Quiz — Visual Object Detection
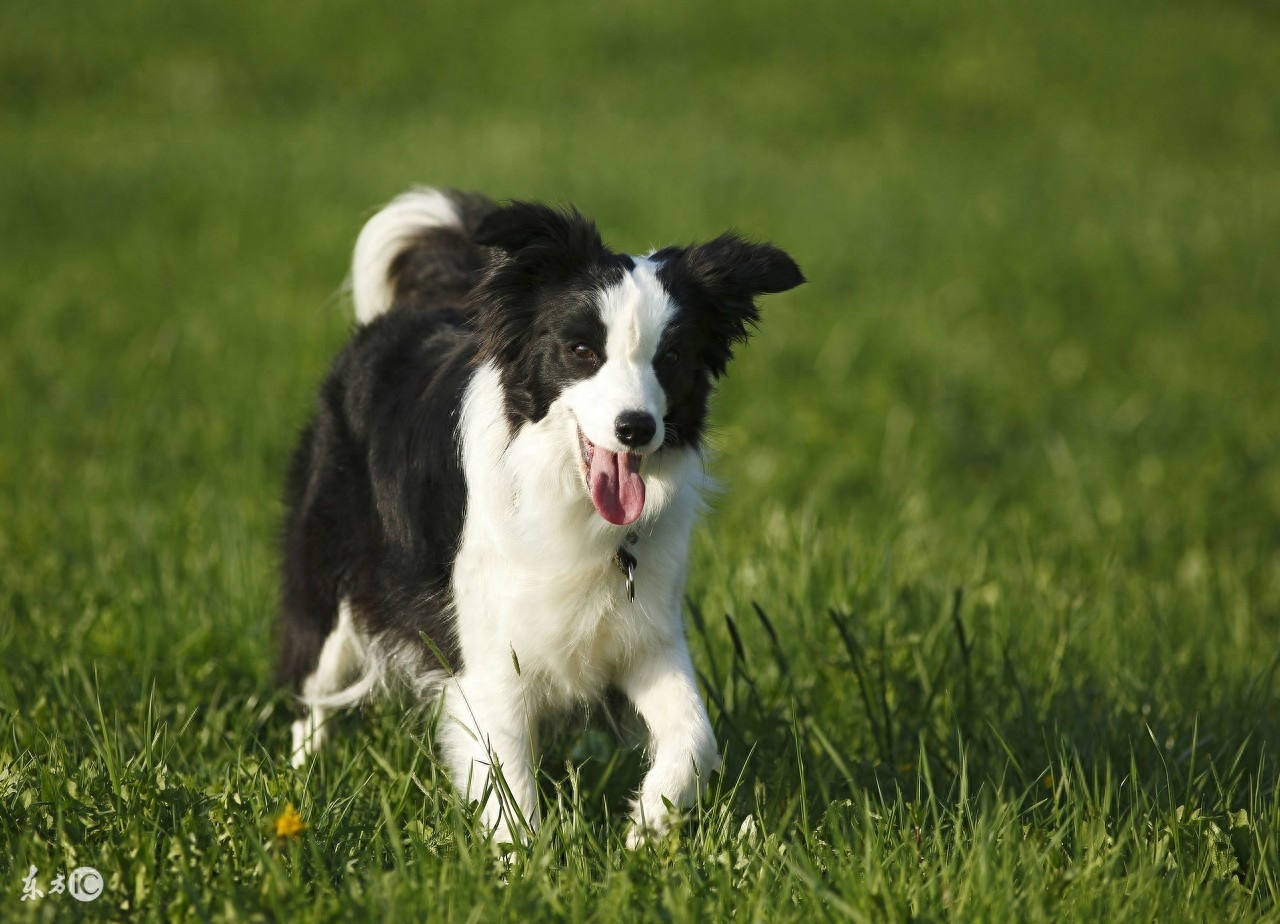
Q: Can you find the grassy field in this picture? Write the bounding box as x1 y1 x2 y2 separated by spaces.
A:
3 0 1280 919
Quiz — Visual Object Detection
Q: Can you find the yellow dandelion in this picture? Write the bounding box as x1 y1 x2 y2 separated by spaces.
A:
1042 773 1055 789
275 803 307 839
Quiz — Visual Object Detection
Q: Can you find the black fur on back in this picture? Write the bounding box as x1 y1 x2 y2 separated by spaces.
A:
277 191 497 690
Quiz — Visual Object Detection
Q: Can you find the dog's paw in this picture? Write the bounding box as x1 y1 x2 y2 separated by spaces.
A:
624 824 655 850
625 802 683 850
289 716 325 768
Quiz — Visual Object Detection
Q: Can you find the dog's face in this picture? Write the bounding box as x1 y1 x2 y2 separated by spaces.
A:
472 203 803 525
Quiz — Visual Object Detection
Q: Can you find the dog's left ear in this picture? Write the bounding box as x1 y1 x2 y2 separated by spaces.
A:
657 233 805 377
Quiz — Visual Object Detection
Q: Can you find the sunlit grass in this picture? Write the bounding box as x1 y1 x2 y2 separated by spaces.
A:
2 0 1279 919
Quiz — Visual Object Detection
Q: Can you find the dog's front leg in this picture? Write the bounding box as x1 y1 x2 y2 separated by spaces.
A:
622 640 720 846
439 672 539 844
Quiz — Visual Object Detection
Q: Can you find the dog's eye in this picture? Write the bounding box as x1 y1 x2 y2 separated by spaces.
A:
658 348 680 367
570 343 598 363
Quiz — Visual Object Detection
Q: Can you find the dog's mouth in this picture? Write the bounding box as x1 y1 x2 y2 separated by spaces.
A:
578 428 646 526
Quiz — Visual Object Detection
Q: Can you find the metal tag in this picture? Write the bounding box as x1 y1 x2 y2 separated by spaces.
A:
615 547 637 601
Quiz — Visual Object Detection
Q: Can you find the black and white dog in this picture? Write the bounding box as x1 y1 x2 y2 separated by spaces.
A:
279 188 803 844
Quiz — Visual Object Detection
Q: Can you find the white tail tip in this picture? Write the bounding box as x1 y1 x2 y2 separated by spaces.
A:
350 188 462 324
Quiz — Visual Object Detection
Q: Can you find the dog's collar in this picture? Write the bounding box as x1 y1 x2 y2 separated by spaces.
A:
614 531 640 601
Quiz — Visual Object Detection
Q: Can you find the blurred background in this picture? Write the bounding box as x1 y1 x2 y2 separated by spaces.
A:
2 0 1279 913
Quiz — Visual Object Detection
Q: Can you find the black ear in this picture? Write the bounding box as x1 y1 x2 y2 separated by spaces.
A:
473 201 608 276
675 233 805 297
471 201 614 378
657 233 805 377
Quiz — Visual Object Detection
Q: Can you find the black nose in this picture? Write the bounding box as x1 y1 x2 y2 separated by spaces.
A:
615 411 657 449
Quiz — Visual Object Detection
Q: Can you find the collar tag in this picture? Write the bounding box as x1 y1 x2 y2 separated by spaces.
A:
615 547 637 601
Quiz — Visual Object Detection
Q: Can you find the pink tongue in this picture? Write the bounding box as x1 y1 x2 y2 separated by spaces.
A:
589 447 646 525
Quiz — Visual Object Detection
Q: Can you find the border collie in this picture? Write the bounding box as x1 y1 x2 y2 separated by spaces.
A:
278 188 803 844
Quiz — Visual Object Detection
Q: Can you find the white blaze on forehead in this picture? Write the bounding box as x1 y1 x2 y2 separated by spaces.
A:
597 257 677 362
560 257 676 456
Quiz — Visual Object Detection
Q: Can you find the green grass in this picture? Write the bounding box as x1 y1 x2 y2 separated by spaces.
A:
3 0 1280 919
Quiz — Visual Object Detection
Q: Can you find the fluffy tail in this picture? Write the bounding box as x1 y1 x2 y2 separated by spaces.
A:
350 187 496 324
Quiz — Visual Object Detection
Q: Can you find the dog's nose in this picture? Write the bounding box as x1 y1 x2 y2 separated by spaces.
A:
615 411 657 449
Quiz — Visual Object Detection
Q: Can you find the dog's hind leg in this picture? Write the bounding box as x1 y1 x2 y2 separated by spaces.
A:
288 599 367 768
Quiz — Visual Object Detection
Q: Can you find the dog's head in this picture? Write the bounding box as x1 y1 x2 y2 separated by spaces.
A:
472 201 804 526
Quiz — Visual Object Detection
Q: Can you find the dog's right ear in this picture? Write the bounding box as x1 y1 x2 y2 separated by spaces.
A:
474 201 609 280
472 202 613 397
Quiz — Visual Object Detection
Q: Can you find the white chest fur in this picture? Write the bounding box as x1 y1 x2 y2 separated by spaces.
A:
453 362 704 705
